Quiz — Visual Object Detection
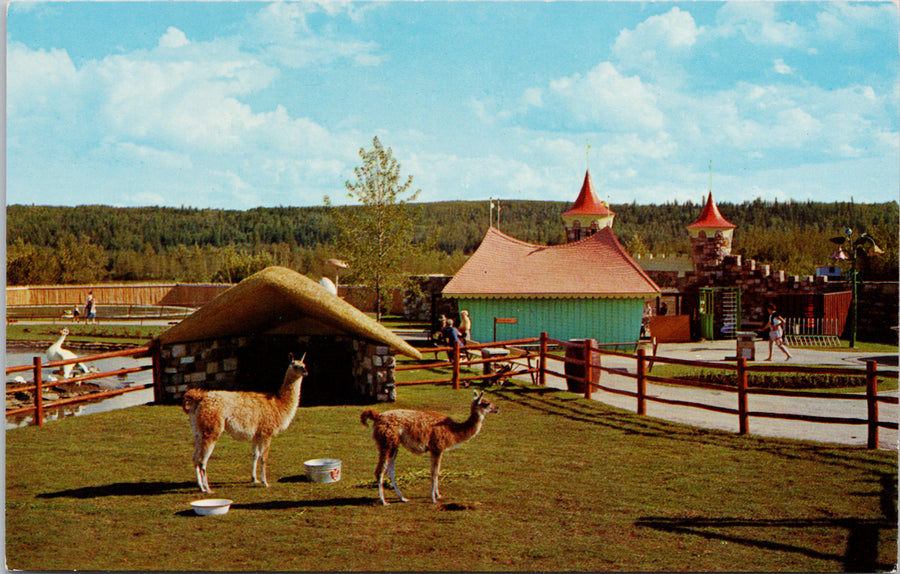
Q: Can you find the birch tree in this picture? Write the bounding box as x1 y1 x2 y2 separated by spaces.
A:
325 136 421 321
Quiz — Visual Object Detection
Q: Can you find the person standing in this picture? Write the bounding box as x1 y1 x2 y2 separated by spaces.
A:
441 319 462 362
763 303 791 361
458 310 472 342
85 291 96 324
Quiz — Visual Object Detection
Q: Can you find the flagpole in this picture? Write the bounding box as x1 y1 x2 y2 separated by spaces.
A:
489 197 494 228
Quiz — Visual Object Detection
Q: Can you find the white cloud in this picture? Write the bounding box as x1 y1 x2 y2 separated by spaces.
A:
814 2 897 44
773 59 792 75
715 2 806 48
547 62 664 132
613 7 701 75
597 133 677 165
6 21 367 208
159 27 189 49
7 42 79 117
246 1 382 68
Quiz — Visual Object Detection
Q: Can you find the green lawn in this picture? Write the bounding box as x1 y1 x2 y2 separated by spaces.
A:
6 382 896 571
6 322 167 345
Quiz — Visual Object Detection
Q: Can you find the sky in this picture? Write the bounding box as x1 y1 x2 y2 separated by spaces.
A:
6 1 899 210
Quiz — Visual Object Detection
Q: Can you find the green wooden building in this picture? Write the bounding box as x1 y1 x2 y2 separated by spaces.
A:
442 171 660 344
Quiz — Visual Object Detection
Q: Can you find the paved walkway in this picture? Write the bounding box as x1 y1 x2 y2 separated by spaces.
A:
515 339 898 450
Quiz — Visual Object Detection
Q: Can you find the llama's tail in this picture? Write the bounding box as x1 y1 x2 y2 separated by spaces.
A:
360 409 380 427
181 388 206 414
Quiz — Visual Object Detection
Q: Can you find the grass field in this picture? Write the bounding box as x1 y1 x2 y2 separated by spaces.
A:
6 381 897 572
7 322 166 345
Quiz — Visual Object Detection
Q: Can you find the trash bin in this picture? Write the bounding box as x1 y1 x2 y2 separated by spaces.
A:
735 331 756 361
564 338 601 393
481 348 509 375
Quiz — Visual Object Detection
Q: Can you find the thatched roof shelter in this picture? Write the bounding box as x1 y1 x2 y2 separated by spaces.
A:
156 266 421 360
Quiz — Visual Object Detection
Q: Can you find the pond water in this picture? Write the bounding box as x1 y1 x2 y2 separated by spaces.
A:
6 347 154 429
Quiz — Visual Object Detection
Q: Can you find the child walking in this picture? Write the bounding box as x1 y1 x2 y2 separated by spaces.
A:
763 303 792 361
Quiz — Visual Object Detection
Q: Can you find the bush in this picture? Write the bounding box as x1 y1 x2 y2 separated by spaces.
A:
696 372 863 390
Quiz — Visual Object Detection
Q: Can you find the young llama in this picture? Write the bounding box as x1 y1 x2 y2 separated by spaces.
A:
360 391 499 505
182 353 307 493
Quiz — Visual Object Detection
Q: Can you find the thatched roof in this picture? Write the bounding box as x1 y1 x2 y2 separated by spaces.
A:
156 266 421 359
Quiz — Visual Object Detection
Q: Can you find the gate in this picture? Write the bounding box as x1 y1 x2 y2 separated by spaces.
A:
698 287 741 340
698 288 715 340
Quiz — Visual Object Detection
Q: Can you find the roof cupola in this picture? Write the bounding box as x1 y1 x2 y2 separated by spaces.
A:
561 170 615 243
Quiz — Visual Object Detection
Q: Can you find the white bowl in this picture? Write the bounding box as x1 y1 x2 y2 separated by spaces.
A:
304 458 342 483
190 499 233 516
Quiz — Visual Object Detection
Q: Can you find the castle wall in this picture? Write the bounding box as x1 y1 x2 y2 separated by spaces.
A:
638 251 898 344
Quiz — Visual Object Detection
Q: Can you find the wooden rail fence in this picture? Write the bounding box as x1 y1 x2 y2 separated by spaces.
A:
6 346 157 427
8 333 897 448
397 332 898 450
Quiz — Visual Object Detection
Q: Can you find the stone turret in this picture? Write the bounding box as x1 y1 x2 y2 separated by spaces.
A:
687 191 736 274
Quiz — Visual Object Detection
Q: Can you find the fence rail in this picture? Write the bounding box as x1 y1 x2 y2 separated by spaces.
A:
6 346 156 426
8 333 897 448
397 332 897 450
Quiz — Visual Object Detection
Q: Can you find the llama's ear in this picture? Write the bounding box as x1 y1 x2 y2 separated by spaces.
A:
299 352 307 364
288 353 294 362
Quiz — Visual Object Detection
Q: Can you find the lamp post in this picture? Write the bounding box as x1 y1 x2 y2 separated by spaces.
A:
830 228 882 348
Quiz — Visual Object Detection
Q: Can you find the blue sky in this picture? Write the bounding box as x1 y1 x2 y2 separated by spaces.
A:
6 1 899 209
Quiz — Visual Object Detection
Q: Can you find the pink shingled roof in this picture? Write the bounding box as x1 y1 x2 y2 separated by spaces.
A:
687 192 736 229
442 227 660 298
562 171 615 217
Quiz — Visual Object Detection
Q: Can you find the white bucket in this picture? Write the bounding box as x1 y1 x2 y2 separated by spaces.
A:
304 458 342 483
190 499 233 516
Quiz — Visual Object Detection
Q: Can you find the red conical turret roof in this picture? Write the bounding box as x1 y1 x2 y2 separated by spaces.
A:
562 171 615 217
687 192 735 229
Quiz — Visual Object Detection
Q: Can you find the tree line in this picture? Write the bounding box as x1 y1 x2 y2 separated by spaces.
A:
6 199 897 286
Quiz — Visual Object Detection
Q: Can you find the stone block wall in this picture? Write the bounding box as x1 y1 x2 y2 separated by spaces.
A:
159 335 398 404
352 341 397 402
690 231 733 274
159 337 246 401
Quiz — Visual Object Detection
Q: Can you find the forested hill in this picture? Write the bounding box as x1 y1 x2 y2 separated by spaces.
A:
6 199 898 285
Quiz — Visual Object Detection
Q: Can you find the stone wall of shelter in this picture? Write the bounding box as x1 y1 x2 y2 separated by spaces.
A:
158 334 397 405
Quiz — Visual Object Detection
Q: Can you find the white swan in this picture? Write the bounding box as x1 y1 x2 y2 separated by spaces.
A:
45 328 91 379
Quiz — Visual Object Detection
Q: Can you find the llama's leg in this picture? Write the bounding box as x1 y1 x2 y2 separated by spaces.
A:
429 450 444 503
193 416 222 493
374 446 391 505
386 448 409 503
195 438 218 493
257 437 272 487
251 443 261 484
191 424 212 492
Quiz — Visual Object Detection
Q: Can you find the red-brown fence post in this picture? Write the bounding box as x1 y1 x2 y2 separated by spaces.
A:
151 341 163 404
737 358 748 435
452 340 461 390
866 360 879 449
34 356 44 427
583 338 592 399
539 332 548 387
636 348 646 416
